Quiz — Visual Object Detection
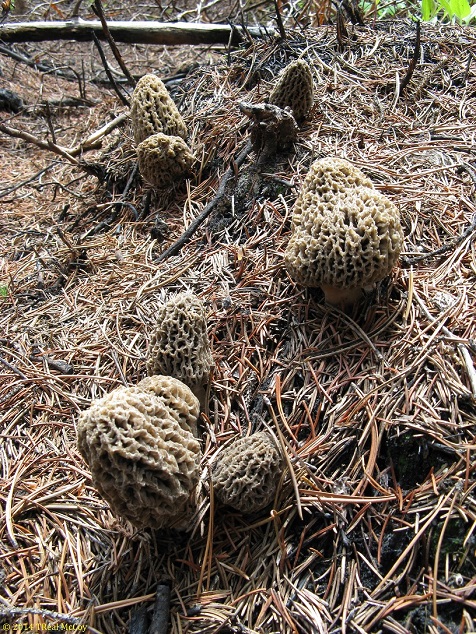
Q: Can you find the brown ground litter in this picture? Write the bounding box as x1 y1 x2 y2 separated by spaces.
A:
1 14 475 634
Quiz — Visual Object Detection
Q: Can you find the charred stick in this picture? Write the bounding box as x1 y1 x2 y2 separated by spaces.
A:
400 20 421 92
92 32 129 107
155 140 253 262
149 584 171 634
92 0 135 86
273 0 286 39
129 605 148 634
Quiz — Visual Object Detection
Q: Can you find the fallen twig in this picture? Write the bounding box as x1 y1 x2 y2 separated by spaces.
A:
0 355 28 380
68 112 128 155
149 584 171 634
0 161 59 198
413 290 476 399
0 606 83 626
273 0 286 39
155 139 253 262
92 31 129 106
399 20 421 93
0 122 104 178
402 214 476 265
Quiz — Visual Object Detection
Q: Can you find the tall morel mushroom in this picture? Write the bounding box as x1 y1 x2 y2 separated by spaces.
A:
285 185 404 307
212 432 283 514
130 73 188 144
77 375 201 529
137 133 195 189
269 59 314 123
146 293 213 407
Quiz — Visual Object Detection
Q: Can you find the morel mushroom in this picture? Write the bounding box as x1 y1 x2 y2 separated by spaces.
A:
137 133 195 189
212 432 283 514
292 157 374 230
146 293 213 407
77 376 201 529
130 73 187 144
138 374 201 437
269 59 314 123
284 186 404 307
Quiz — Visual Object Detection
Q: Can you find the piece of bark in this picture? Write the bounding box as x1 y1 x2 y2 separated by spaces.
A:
238 101 298 162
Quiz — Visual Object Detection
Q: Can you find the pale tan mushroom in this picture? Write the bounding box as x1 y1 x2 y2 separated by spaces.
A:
130 73 187 144
269 59 314 123
77 376 201 529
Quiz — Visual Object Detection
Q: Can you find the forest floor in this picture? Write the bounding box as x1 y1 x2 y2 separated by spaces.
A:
0 3 476 633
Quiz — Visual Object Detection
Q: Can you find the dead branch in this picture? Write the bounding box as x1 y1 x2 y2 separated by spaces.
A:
0 606 82 626
400 20 421 92
273 0 286 39
0 122 104 178
0 19 275 45
69 112 128 155
92 31 129 106
402 213 476 265
413 290 476 399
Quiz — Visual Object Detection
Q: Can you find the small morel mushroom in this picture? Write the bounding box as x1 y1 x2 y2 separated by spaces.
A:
137 133 195 189
269 59 314 123
77 376 201 529
292 157 374 230
130 73 188 144
212 432 283 514
285 186 404 307
146 293 213 407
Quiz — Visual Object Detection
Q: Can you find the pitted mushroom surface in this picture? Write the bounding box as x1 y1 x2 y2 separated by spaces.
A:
212 432 282 514
77 376 201 529
130 73 188 144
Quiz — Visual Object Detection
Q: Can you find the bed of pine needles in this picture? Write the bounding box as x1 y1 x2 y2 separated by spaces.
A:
0 5 476 633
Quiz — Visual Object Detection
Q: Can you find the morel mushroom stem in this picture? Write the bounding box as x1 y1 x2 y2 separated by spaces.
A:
320 284 363 307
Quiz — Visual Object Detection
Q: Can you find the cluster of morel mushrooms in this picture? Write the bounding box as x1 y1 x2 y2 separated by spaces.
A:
77 60 404 529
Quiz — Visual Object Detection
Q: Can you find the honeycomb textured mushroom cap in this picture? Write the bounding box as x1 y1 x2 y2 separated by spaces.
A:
77 377 201 529
130 73 187 143
212 432 282 514
269 59 314 122
292 157 374 230
137 374 200 437
146 293 213 406
285 186 404 305
137 133 195 189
